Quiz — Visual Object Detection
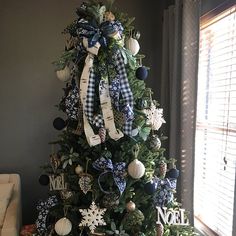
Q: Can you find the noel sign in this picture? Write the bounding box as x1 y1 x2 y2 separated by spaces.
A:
156 206 189 226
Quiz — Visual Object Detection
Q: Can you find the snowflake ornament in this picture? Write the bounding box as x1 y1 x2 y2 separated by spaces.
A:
79 201 107 233
144 103 166 131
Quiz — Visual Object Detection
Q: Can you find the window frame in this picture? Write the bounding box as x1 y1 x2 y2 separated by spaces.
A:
194 2 236 235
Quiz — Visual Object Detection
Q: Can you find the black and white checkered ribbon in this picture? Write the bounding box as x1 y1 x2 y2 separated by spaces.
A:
113 49 134 136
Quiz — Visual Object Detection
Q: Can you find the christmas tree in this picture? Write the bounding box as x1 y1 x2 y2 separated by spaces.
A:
36 1 197 236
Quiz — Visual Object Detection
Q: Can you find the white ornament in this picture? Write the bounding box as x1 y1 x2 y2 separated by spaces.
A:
54 217 72 236
144 103 166 131
56 66 71 82
79 201 106 233
128 159 145 179
75 164 84 175
125 37 140 56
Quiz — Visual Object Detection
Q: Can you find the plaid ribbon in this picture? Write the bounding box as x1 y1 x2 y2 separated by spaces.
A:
36 196 58 235
84 49 133 136
93 156 126 194
113 49 134 136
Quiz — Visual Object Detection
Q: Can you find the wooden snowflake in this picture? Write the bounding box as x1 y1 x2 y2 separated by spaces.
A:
79 201 106 233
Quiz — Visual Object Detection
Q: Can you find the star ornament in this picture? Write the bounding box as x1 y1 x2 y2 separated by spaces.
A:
79 201 107 233
144 103 166 131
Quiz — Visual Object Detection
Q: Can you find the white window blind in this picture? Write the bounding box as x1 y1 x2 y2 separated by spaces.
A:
194 5 236 236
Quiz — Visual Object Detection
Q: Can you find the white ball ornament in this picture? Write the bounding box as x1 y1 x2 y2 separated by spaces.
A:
75 164 84 175
128 159 145 179
125 37 140 56
56 66 71 82
54 217 72 236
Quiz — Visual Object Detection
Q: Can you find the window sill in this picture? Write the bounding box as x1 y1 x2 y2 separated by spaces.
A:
194 217 219 236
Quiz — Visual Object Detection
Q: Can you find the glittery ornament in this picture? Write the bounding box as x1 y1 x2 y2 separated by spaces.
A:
75 164 84 175
79 201 106 233
159 162 167 178
99 128 107 143
54 217 72 236
156 223 164 236
60 190 73 200
79 173 93 194
126 201 136 212
102 193 120 209
50 154 61 173
148 134 161 151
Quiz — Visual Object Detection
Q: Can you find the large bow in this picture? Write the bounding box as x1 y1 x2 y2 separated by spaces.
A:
93 156 126 194
77 19 124 48
36 195 58 235
154 178 177 207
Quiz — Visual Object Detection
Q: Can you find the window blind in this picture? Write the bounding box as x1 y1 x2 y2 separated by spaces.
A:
194 5 236 236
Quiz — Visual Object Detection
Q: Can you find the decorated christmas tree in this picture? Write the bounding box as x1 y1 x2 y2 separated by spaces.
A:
36 1 197 236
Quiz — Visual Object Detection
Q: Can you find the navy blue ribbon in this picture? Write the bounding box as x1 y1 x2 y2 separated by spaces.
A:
154 178 177 207
93 156 126 194
36 195 58 234
77 19 124 48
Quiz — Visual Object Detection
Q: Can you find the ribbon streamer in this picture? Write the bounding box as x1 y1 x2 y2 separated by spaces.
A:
80 38 102 146
113 49 134 135
93 156 126 194
36 195 58 235
99 78 124 140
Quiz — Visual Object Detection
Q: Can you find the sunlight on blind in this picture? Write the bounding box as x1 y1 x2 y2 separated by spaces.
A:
194 6 236 236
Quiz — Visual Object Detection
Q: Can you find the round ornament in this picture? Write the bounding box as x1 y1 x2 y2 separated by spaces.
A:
128 159 145 179
39 174 49 186
136 66 148 80
135 98 149 110
125 38 140 56
54 217 72 236
123 209 145 231
53 117 66 130
102 193 120 209
56 66 71 82
126 201 136 212
75 164 84 175
148 135 161 151
144 180 157 195
166 168 179 179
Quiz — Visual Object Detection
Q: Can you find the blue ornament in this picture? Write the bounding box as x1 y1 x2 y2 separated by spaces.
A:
53 117 66 130
136 66 148 80
39 175 49 186
144 180 157 195
166 168 180 179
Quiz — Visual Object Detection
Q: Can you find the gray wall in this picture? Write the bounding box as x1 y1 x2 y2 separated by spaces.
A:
0 0 164 224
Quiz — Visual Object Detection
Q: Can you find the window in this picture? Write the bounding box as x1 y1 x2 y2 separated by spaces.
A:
194 4 236 236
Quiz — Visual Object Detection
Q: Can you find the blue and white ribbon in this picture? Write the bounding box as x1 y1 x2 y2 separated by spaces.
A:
36 195 58 235
93 156 126 194
154 178 177 207
77 19 124 48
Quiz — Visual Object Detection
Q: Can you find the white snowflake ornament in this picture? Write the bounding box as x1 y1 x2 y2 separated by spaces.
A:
79 201 106 233
144 103 166 131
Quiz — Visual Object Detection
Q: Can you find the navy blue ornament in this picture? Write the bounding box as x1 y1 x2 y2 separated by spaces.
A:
166 168 180 179
136 66 148 80
144 180 157 195
39 174 50 186
53 117 66 130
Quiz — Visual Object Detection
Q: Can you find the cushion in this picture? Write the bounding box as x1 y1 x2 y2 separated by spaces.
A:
0 183 14 228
